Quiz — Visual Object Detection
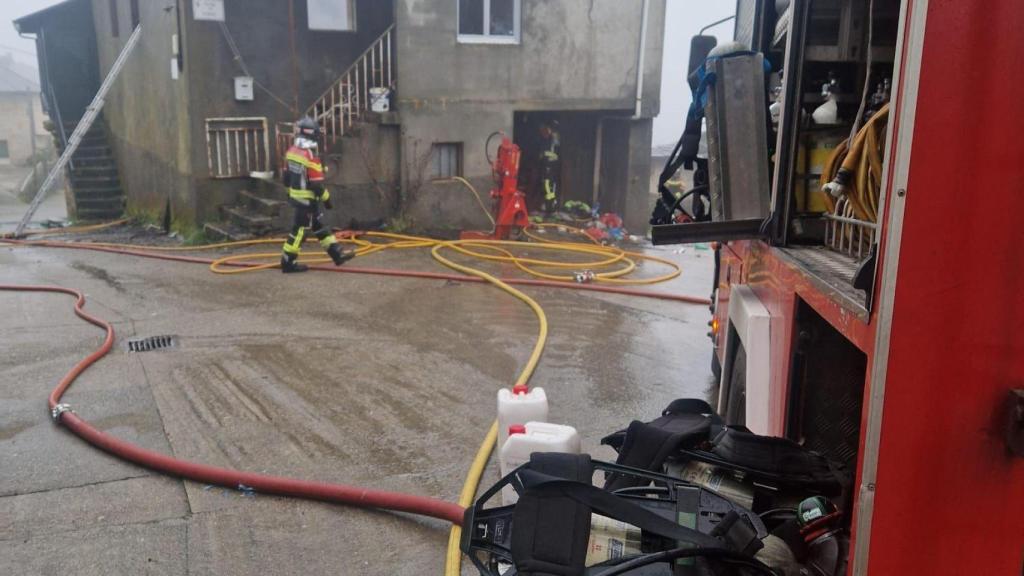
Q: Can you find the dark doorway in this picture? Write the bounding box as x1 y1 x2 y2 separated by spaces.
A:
513 111 607 212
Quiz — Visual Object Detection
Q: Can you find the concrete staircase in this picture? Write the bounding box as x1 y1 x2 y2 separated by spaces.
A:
63 118 126 221
203 25 396 240
204 180 289 241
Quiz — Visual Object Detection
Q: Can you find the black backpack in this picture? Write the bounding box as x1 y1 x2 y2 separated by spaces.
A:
601 399 849 499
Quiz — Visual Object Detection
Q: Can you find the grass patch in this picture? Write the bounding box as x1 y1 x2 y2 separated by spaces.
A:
183 228 211 246
384 214 414 234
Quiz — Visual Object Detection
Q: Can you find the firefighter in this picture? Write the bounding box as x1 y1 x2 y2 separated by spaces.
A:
280 117 354 273
538 120 561 215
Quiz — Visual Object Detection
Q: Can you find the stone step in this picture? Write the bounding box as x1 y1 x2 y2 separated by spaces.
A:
73 183 122 196
241 189 285 217
58 134 106 149
222 205 273 232
204 221 253 242
70 165 119 178
76 207 124 222
70 155 116 167
63 118 103 131
71 174 120 187
76 196 125 212
75 188 123 201
73 145 113 159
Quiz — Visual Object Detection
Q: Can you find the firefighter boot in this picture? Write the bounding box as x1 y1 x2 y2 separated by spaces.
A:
327 243 355 266
280 252 309 273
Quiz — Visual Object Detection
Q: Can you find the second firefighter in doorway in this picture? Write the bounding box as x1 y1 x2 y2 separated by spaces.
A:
538 120 561 215
280 117 354 273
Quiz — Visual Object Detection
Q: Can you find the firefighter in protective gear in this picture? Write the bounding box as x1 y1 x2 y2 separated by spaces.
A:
538 120 561 215
280 117 354 273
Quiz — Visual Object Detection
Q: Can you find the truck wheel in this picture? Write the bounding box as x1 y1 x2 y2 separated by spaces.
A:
724 346 747 426
711 349 722 382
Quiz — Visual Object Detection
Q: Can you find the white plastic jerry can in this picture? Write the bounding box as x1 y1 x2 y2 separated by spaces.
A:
497 385 548 447
499 421 581 505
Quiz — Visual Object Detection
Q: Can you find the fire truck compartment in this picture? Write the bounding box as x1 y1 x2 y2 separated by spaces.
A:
776 245 866 317
786 298 866 473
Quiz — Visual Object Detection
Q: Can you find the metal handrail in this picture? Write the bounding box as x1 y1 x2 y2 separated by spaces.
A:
305 24 395 142
824 199 876 260
823 213 879 229
39 29 72 170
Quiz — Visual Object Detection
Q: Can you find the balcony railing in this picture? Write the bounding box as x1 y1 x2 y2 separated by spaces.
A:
307 24 395 143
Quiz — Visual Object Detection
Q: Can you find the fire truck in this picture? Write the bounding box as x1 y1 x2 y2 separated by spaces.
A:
651 0 1024 573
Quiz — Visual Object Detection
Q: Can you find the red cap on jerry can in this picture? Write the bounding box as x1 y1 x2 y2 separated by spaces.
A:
508 424 526 436
512 384 529 395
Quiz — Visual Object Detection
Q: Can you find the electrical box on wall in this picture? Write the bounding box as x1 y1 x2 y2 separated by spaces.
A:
234 77 254 101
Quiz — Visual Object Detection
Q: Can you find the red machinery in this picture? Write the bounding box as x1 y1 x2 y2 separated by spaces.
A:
461 135 529 241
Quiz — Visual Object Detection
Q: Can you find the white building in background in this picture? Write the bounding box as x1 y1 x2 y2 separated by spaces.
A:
0 54 46 166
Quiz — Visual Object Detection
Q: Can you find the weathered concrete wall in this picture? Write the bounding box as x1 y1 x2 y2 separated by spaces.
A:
92 0 194 226
319 121 402 229
183 0 395 224
0 93 45 165
399 105 506 232
396 0 665 115
93 0 396 229
598 117 653 232
396 0 665 231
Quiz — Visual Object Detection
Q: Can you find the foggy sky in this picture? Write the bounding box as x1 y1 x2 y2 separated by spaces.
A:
1 0 735 146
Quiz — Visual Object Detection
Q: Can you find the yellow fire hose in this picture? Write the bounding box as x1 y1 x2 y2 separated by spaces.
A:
9 211 686 575
819 103 890 223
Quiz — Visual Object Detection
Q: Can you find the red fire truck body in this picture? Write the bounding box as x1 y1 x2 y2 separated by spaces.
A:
664 0 1024 573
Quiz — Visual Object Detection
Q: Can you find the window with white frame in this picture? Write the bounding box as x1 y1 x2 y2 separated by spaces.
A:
308 0 356 32
458 0 520 43
431 143 462 179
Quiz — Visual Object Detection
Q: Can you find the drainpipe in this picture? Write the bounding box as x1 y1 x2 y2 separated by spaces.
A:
632 0 651 119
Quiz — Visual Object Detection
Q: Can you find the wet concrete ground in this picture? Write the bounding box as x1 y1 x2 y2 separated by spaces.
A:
0 229 715 575
0 169 67 232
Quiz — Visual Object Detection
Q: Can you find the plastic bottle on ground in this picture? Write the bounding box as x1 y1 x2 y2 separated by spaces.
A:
499 421 581 505
497 385 548 447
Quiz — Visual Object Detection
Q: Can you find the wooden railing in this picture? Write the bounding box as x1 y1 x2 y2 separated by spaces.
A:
307 24 395 143
205 117 272 179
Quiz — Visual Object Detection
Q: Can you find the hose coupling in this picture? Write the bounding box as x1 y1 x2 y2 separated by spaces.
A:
51 403 74 423
574 270 595 284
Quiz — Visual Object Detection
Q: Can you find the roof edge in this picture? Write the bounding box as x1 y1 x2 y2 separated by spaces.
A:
13 0 87 35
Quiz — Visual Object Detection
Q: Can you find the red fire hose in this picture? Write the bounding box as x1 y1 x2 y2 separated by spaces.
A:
2 238 712 306
5 283 466 526
1 238 709 529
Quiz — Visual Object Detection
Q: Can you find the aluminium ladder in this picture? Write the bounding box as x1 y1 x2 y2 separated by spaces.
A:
14 24 143 237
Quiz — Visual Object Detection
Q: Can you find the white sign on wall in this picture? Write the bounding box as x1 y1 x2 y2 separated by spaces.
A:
192 0 225 22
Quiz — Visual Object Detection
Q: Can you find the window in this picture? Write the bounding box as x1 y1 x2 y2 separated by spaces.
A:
431 143 462 179
308 0 356 32
0 140 9 160
130 0 140 29
458 0 520 43
109 0 119 37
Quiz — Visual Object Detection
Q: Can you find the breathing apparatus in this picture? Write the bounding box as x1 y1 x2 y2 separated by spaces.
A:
462 452 775 576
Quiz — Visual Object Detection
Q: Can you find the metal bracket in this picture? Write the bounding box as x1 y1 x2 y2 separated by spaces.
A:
1006 389 1024 457
51 403 73 423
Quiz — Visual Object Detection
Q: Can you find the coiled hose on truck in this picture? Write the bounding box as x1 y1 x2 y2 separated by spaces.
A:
819 103 891 223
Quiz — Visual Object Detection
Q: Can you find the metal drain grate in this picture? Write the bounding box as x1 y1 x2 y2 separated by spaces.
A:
126 335 176 352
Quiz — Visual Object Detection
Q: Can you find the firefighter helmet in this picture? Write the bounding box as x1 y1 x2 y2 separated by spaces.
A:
295 116 321 140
